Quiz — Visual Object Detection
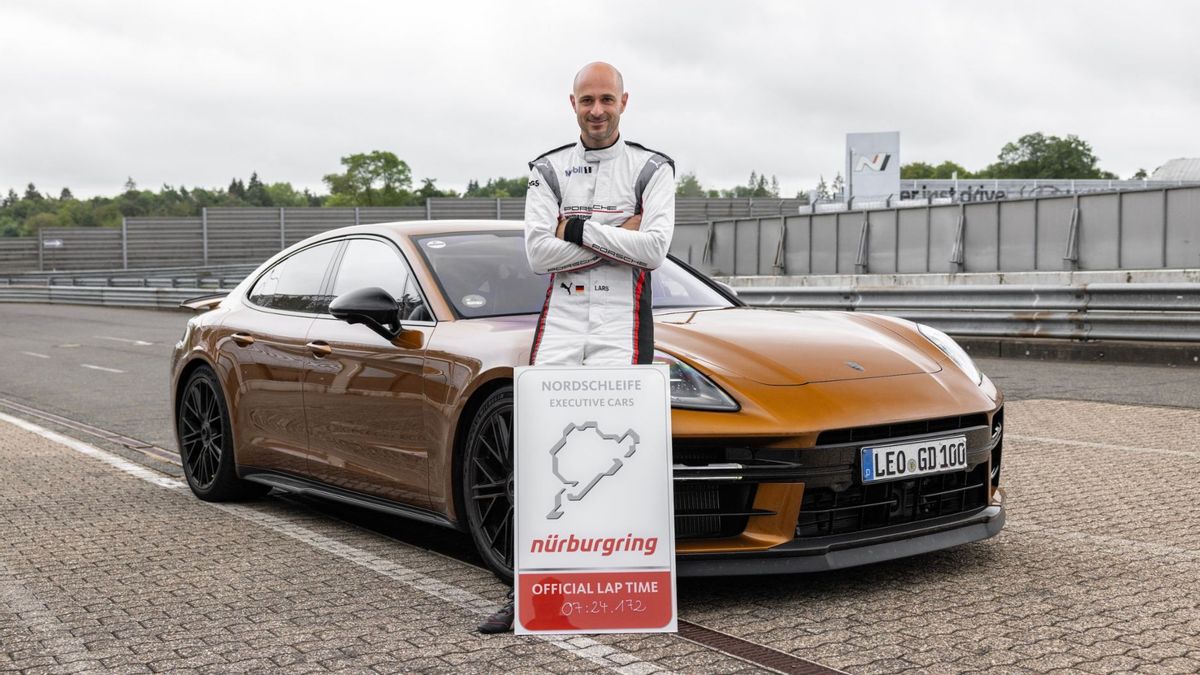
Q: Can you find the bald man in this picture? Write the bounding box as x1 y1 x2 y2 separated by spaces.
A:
523 61 676 367
477 62 675 634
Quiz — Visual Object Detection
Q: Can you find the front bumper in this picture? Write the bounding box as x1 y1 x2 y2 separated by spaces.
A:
676 495 1005 577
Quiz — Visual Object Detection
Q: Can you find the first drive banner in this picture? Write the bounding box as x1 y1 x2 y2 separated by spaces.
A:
513 365 676 635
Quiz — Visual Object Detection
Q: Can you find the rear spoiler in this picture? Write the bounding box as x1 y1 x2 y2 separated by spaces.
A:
180 292 228 313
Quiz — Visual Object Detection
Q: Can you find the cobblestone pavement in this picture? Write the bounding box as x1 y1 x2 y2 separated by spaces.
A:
0 417 755 674
2 399 1199 674
680 399 1200 674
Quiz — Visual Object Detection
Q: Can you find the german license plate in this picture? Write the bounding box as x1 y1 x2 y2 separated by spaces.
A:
861 436 967 484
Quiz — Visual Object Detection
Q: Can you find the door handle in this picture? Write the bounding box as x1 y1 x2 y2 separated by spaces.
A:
306 340 333 357
231 332 255 347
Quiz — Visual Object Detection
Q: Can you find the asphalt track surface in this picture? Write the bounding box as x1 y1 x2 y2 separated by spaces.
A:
2 303 1199 451
2 303 1199 673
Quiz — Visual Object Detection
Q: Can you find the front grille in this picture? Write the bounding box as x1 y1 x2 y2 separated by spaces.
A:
795 463 989 539
669 408 1000 541
673 483 757 539
816 413 988 446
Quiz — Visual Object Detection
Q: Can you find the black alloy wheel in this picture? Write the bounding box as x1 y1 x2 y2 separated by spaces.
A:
177 367 268 501
461 386 515 581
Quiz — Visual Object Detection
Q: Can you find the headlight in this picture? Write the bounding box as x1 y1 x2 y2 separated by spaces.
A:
653 350 739 411
917 324 982 385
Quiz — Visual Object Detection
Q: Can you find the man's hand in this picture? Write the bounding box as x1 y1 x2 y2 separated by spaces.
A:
555 216 568 239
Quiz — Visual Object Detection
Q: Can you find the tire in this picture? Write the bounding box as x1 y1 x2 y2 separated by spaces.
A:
176 366 269 502
460 386 515 582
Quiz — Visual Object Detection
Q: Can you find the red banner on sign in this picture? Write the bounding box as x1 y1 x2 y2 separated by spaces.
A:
517 570 673 632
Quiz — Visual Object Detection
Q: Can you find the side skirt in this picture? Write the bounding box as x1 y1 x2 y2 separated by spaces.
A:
241 469 461 531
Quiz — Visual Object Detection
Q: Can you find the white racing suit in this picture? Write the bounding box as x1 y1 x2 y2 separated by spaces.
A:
524 138 675 366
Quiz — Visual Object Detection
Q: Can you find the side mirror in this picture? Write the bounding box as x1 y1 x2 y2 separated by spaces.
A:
329 287 402 340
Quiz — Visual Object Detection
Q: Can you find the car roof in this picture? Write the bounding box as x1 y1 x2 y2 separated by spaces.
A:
282 220 525 262
366 220 523 239
286 220 524 252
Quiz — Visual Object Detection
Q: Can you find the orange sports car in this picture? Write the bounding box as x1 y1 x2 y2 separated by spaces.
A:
171 221 1004 579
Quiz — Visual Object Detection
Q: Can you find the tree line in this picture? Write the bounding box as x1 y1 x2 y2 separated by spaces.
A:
798 132 1137 202
0 149 796 237
1 151 459 237
900 132 1138 181
674 133 1135 204
675 171 785 199
1 133 1137 236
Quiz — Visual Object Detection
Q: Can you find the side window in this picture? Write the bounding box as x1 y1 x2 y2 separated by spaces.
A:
331 239 431 321
247 242 339 313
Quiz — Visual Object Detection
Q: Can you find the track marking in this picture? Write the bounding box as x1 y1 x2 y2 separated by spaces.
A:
289 493 838 675
57 343 80 348
96 336 154 346
217 503 669 674
80 364 125 374
1 403 845 674
0 412 671 675
1008 433 1199 460
0 396 181 466
20 351 50 359
0 411 182 489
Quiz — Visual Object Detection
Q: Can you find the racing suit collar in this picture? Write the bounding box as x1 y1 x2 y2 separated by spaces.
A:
578 135 624 161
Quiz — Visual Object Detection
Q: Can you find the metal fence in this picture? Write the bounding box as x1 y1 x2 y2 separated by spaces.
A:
0 237 38 272
0 285 210 310
5 186 1198 276
734 283 1200 342
38 227 122 271
670 185 1200 277
3 280 1197 343
0 264 256 289
1 197 803 272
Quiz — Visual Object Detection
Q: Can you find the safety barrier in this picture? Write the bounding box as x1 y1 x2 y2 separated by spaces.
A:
732 283 1200 341
9 185 1199 276
670 185 1200 277
2 280 1197 342
0 263 256 289
0 285 209 310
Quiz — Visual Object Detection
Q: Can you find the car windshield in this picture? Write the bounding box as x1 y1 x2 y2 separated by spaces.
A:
414 231 734 318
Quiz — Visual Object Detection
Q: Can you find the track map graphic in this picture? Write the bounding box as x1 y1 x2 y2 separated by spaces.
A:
546 422 639 520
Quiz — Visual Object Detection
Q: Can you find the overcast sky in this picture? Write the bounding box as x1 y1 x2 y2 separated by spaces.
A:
3 0 1198 198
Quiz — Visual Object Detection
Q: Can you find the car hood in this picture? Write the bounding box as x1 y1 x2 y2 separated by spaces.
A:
654 308 941 385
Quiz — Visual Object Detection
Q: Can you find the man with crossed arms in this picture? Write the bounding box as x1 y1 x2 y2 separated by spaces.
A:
477 61 675 633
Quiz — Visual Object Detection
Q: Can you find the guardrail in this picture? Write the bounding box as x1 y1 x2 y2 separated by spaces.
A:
0 263 256 289
733 283 1200 341
2 281 1198 342
0 286 209 311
